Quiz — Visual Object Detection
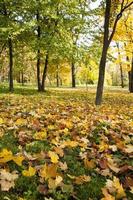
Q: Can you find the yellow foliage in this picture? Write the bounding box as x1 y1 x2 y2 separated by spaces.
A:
22 166 36 177
34 130 47 140
84 158 96 169
39 164 57 180
0 149 13 163
13 155 25 166
113 177 126 199
48 151 59 163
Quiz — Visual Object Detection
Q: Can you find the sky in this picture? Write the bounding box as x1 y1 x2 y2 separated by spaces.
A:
90 0 101 9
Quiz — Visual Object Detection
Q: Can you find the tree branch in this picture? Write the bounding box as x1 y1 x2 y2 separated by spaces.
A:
108 0 133 45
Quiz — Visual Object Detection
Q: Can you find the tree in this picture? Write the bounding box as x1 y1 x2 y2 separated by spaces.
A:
95 0 133 105
116 42 124 88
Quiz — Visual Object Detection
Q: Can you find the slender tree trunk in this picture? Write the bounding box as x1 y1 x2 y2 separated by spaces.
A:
71 62 76 88
60 78 62 86
41 53 49 91
120 64 124 88
21 70 24 86
116 42 124 88
8 37 14 92
129 55 133 93
128 71 131 91
56 65 59 87
36 9 41 91
126 55 132 92
95 0 111 105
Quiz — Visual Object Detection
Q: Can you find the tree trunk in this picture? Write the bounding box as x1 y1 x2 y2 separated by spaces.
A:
129 56 133 93
120 64 124 88
116 42 124 88
36 9 41 91
95 0 111 105
60 78 62 86
21 70 24 86
41 53 49 91
8 37 14 92
56 65 59 87
71 62 76 88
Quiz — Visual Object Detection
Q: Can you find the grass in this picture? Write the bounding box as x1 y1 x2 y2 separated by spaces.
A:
0 84 133 200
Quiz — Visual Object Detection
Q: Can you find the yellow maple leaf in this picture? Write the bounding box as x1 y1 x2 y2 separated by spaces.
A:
99 141 109 152
48 151 59 163
54 147 64 157
63 140 78 148
0 149 13 163
113 177 126 199
39 164 57 180
15 118 27 126
74 175 91 185
84 158 96 169
13 155 25 166
22 166 36 177
34 130 47 140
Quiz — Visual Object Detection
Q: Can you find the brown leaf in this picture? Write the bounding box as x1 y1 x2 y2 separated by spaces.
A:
99 158 108 169
37 184 48 195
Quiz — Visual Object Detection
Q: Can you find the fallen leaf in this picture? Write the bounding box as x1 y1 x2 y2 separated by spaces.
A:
13 155 24 166
34 130 47 140
48 151 59 163
113 176 126 199
0 169 18 191
39 164 57 180
54 147 64 157
0 149 13 163
74 175 91 185
22 166 36 177
84 158 96 169
101 188 115 200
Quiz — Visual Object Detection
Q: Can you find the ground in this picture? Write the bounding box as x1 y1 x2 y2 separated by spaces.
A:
0 86 133 200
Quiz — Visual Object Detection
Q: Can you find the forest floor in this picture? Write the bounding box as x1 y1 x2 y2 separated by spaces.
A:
0 86 133 200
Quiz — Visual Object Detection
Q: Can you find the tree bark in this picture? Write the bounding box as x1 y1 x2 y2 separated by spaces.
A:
95 0 133 105
116 42 124 88
36 9 41 91
129 55 133 93
56 65 59 87
21 70 24 86
95 0 111 105
71 62 76 88
41 53 49 91
8 37 14 92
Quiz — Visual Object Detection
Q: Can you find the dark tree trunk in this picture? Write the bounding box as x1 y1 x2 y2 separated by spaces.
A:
120 64 124 88
71 62 76 88
8 37 14 92
129 56 133 93
95 0 133 105
41 53 49 91
21 70 24 86
95 0 111 105
116 42 124 88
36 9 41 91
56 65 59 87
128 71 131 91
